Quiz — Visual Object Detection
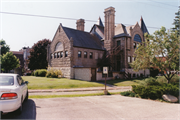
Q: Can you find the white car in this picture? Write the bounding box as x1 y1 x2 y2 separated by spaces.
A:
0 73 28 118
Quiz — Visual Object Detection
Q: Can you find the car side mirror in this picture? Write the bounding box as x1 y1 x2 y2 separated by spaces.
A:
25 81 29 85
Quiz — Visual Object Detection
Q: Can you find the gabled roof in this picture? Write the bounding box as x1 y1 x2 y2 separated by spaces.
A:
62 26 104 50
139 16 149 34
113 33 131 39
114 24 131 38
96 17 104 27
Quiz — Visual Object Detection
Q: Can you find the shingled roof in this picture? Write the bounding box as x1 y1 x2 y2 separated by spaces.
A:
62 26 104 50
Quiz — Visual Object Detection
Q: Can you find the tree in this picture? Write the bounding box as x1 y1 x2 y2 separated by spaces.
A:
172 6 180 36
28 39 51 70
1 52 20 72
131 27 179 83
0 39 10 55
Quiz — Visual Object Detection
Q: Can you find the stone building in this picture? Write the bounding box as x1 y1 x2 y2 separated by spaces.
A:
47 6 150 81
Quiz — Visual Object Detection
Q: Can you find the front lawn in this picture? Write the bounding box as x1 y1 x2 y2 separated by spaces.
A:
22 76 104 89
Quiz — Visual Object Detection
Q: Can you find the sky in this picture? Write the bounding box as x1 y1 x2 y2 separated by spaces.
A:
0 0 179 51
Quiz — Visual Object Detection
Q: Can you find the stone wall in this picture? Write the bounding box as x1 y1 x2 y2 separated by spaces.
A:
73 47 104 68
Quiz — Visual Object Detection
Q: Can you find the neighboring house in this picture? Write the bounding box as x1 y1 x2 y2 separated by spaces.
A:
11 51 24 75
47 6 150 81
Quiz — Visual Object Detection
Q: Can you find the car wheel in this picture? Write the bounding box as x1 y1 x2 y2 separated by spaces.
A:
16 98 23 115
25 91 28 102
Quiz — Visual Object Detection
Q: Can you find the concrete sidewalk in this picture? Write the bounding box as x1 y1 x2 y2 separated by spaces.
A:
29 86 132 95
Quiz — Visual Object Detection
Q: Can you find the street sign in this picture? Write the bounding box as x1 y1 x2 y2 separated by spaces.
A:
103 67 108 74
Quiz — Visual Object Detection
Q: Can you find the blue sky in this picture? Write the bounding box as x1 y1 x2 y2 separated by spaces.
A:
0 0 179 51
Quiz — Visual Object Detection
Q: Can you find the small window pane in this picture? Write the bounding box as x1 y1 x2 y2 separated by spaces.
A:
51 54 53 59
133 42 136 49
60 51 63 58
84 52 87 58
78 51 81 58
90 52 93 59
117 41 121 47
65 51 68 57
54 53 57 58
57 52 60 58
128 56 131 63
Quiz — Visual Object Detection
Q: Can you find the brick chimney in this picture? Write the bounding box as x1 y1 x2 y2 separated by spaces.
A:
104 7 115 51
76 19 85 31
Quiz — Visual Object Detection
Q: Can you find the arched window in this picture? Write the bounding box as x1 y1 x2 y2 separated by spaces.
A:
134 34 142 43
55 42 63 51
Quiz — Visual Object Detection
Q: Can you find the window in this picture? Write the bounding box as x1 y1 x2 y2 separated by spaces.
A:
117 40 121 47
51 54 53 59
60 51 63 58
54 53 57 58
55 42 63 51
65 51 68 57
0 76 14 86
133 42 136 49
84 51 87 58
128 56 131 63
132 57 134 62
134 34 142 43
57 52 60 58
17 76 24 85
89 52 93 59
78 51 81 58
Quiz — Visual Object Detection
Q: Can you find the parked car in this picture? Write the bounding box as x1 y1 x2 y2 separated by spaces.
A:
0 73 28 118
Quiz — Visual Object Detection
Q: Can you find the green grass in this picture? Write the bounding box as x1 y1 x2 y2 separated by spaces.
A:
29 92 121 99
22 76 104 89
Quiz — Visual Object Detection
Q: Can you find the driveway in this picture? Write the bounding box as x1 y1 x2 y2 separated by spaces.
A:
2 95 179 120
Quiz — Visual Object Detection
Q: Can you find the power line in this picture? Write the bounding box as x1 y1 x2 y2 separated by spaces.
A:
146 0 179 8
128 0 177 11
0 11 161 29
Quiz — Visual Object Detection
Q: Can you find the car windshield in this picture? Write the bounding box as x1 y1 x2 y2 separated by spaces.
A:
0 76 14 86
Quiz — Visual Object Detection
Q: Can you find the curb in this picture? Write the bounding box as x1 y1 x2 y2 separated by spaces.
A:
29 86 132 93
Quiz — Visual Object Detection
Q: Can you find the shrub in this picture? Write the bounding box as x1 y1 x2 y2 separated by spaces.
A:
120 91 136 97
34 70 39 76
34 69 47 77
31 71 34 76
38 69 47 77
46 68 62 78
139 77 161 86
132 83 179 100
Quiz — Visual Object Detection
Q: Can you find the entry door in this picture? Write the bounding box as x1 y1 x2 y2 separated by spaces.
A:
91 68 96 81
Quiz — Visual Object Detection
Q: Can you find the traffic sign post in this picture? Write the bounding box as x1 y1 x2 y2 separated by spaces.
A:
103 67 108 94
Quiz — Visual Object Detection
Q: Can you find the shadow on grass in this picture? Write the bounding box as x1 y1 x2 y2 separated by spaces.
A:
97 78 146 86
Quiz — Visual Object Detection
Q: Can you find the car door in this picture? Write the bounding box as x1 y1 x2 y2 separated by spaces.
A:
17 75 27 101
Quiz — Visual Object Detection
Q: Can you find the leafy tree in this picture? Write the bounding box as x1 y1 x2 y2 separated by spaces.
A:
1 52 20 72
28 39 51 70
0 39 10 55
172 6 180 36
131 27 179 83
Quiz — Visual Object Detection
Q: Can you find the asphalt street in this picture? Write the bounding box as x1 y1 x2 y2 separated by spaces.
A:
1 95 180 120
